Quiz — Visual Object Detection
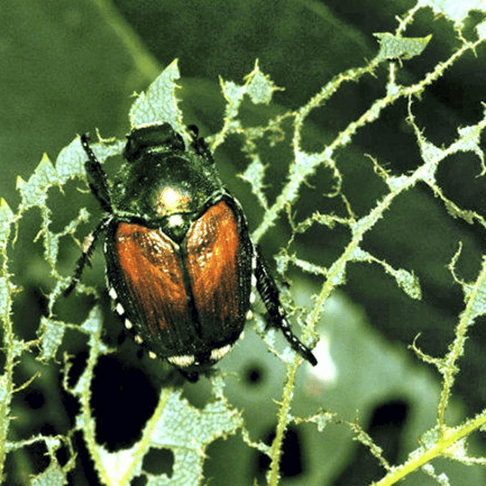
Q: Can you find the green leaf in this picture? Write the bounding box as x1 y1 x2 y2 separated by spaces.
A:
31 461 66 486
129 59 185 133
239 154 268 209
79 387 242 485
351 247 422 300
39 317 66 361
0 276 11 322
418 0 486 27
374 32 432 61
244 62 282 105
0 199 13 249
17 153 58 210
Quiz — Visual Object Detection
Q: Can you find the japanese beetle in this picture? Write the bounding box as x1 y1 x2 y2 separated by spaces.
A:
65 123 317 381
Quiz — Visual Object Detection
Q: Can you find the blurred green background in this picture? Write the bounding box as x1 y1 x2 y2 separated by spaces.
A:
3 1 486 485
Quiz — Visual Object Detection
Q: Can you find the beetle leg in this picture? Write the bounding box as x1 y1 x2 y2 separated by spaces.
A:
254 245 317 366
64 135 114 296
80 134 113 213
64 216 111 296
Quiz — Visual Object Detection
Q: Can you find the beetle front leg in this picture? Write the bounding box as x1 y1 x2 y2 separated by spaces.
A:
64 216 111 296
254 245 317 366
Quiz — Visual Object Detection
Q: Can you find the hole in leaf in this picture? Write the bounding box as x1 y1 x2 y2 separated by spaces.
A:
13 286 48 341
67 430 99 486
54 442 70 468
463 10 486 42
25 441 48 472
6 441 49 485
24 388 45 410
67 350 89 389
244 362 265 385
370 399 409 430
368 399 410 463
180 374 213 409
142 448 174 477
0 337 4 372
90 355 158 451
131 475 148 486
256 424 305 478
333 398 410 485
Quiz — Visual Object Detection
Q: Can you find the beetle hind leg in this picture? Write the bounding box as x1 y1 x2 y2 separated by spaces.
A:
254 245 317 366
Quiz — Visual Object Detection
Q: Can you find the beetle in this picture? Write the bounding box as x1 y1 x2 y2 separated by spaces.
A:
65 122 317 381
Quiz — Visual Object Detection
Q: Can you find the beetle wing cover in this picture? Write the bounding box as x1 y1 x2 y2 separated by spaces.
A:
107 199 251 357
111 222 196 352
185 201 248 342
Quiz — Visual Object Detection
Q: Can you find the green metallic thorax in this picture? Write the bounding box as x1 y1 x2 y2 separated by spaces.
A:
111 125 225 242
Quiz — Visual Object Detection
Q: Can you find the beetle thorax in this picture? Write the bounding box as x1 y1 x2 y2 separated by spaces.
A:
155 186 192 217
151 185 194 242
